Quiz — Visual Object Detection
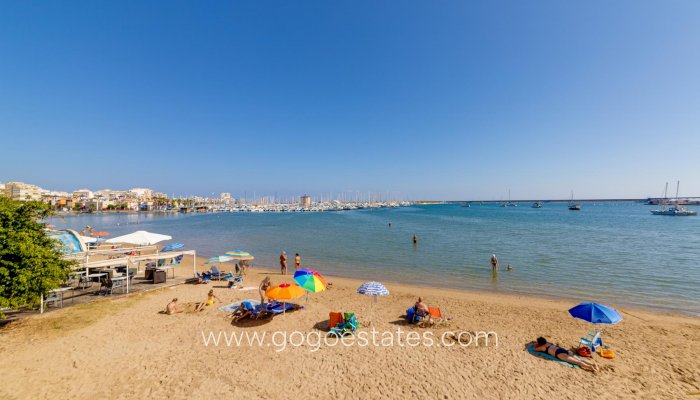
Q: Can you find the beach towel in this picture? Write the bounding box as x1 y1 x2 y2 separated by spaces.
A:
526 344 580 369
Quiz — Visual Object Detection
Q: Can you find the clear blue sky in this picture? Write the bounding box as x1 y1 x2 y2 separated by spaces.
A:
1 1 699 200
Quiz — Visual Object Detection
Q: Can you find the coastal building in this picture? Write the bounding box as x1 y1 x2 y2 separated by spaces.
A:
300 195 311 206
72 189 93 200
129 188 154 199
0 183 5 194
4 181 43 201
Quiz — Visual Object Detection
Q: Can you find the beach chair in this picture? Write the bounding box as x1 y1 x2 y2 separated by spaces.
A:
227 275 244 288
329 312 358 336
426 307 448 326
196 272 211 283
210 266 228 280
579 330 603 352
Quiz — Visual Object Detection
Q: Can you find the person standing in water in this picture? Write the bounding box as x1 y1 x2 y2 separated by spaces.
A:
413 233 418 244
280 251 288 275
491 254 499 271
294 253 301 271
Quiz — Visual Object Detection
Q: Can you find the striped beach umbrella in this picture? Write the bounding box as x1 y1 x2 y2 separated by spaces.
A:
357 281 389 298
294 269 327 293
226 250 250 257
357 281 389 325
225 250 254 260
161 243 184 252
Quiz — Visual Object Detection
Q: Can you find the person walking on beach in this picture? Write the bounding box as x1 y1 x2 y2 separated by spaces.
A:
280 251 288 275
491 254 499 271
259 277 272 305
294 253 301 271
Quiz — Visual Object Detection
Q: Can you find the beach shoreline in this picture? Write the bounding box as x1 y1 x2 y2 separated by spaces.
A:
1 255 698 399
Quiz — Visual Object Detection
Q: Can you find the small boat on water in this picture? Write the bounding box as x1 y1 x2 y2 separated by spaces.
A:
651 181 697 216
532 201 542 208
568 191 581 211
501 189 517 207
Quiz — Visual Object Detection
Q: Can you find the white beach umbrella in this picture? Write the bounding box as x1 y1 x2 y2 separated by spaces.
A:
105 230 172 245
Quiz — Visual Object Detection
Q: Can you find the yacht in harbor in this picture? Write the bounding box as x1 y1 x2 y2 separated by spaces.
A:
651 181 697 216
532 201 542 208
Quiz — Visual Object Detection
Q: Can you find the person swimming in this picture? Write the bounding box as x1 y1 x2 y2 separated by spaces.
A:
413 234 418 244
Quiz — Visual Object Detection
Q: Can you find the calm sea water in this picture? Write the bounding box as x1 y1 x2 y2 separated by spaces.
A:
50 203 700 316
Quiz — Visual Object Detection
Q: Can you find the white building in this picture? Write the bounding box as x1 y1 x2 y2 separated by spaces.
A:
4 181 43 201
72 189 94 200
129 188 154 199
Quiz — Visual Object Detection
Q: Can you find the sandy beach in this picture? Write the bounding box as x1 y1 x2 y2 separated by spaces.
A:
1 257 698 399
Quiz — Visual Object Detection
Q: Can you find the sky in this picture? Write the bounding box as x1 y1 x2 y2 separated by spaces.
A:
1 1 699 200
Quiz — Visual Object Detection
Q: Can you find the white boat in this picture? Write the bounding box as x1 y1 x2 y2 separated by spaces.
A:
532 201 542 208
651 181 697 216
568 191 581 210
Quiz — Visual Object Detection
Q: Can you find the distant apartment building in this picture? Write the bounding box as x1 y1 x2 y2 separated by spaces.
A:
4 181 43 201
154 192 168 199
300 195 311 206
0 183 5 194
72 189 93 200
221 192 231 200
129 188 154 199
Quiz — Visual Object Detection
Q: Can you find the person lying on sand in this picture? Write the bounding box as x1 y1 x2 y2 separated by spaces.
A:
533 337 598 372
195 289 222 312
165 298 183 315
231 302 253 322
414 297 430 317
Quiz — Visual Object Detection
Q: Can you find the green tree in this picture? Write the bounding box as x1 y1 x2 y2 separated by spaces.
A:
0 198 73 314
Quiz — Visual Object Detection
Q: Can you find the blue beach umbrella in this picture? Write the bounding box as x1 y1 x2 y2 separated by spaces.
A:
161 243 184 252
568 302 623 324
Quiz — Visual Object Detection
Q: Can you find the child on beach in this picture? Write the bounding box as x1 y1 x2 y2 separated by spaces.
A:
195 289 222 311
295 253 301 270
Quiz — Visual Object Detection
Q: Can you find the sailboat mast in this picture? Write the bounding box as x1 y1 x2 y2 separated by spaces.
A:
675 180 680 201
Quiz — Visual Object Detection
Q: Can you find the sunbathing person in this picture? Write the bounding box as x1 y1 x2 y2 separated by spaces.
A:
533 337 598 371
414 297 430 317
165 298 183 315
231 302 253 321
195 289 222 311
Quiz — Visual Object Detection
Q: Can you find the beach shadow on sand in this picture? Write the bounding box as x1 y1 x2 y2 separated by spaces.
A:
312 320 330 331
388 318 412 327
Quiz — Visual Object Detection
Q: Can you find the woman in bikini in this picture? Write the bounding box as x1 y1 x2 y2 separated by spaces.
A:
533 337 598 372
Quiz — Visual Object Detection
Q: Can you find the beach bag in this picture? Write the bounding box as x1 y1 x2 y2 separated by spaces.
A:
577 347 592 357
329 312 344 329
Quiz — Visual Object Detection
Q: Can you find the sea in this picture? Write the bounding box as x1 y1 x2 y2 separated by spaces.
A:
49 203 700 316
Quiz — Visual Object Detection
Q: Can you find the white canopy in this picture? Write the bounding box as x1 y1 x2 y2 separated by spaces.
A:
81 235 98 243
105 230 172 245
